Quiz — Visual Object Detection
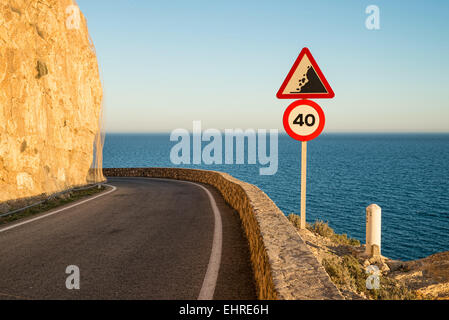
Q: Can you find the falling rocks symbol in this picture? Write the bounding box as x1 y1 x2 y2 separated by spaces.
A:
294 66 327 94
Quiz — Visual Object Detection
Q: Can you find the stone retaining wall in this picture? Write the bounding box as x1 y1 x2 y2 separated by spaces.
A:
103 168 343 300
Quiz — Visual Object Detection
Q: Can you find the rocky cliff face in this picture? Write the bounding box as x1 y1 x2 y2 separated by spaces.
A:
389 251 449 299
0 0 103 203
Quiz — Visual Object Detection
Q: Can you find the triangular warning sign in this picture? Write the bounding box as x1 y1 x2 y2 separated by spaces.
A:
277 48 335 99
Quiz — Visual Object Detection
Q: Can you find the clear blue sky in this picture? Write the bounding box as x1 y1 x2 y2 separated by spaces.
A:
77 0 449 133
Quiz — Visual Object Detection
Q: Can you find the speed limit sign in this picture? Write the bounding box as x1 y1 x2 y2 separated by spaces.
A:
283 99 325 141
277 48 334 230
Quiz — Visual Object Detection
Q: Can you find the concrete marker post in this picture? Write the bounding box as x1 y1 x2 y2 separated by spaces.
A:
365 204 381 257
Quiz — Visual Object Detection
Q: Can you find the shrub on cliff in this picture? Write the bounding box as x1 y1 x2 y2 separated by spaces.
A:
323 255 417 300
288 215 360 246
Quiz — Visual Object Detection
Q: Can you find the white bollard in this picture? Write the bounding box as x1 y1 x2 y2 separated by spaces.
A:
365 204 381 257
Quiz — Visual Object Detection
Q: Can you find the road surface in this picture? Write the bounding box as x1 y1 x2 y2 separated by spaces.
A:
0 177 256 300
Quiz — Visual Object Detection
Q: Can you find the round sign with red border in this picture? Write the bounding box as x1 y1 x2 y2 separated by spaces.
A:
283 100 325 141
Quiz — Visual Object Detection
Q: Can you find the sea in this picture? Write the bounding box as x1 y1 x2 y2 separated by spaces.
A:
103 133 449 261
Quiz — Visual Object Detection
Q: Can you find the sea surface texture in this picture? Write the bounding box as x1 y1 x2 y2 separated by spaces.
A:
103 133 449 261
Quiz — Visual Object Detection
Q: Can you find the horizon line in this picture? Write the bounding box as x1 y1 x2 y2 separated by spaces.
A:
102 131 449 135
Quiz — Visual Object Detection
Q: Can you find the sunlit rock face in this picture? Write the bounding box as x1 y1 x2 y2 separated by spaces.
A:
0 0 103 202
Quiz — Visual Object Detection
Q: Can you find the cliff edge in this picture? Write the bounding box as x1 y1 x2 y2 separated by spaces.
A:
289 215 449 300
0 0 103 203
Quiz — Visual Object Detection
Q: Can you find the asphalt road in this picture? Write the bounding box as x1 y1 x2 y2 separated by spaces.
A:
0 177 256 300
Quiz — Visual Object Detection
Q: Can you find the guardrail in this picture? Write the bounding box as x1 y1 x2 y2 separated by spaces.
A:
0 183 104 219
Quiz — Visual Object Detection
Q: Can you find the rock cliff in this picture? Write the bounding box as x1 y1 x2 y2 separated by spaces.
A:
0 0 104 203
389 251 449 299
289 217 449 300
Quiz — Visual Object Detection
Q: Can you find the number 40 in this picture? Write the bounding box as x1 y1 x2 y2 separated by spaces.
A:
294 114 315 127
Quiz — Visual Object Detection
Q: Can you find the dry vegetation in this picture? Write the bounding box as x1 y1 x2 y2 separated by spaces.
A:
288 214 419 300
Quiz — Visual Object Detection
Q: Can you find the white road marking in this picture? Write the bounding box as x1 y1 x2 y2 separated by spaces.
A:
2 176 223 300
108 177 223 300
0 184 117 234
190 182 223 301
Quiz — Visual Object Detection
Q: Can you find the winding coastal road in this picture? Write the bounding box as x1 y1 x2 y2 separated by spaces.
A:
0 177 256 300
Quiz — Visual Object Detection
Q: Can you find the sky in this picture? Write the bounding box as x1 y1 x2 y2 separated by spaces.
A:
77 0 449 133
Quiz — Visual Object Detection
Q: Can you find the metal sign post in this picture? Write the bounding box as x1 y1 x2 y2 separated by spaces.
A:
283 100 325 229
300 141 307 229
277 48 335 229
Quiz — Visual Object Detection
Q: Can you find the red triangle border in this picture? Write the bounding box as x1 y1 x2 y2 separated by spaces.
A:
276 47 335 99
